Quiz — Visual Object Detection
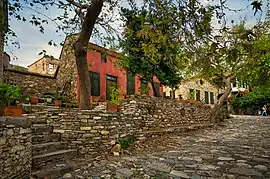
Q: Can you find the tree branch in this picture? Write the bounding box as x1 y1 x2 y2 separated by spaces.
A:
66 0 89 9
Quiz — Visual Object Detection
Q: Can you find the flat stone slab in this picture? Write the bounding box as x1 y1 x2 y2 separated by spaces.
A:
116 168 133 178
254 165 268 171
229 168 263 176
148 162 171 173
217 157 235 161
170 170 190 178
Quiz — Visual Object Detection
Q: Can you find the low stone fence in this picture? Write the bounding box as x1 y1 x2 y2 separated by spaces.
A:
3 68 57 97
0 117 32 178
28 98 212 158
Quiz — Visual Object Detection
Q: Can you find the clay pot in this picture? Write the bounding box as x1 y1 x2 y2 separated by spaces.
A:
107 103 118 112
30 97 38 104
54 100 62 107
4 106 23 116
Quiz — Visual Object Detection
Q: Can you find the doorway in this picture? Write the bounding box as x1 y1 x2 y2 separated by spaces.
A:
106 74 117 100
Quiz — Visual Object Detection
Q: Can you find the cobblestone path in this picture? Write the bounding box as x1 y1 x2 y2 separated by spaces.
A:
69 115 270 179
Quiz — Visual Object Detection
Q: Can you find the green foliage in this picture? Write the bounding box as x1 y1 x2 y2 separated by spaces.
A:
134 93 141 98
117 135 136 150
187 91 196 100
109 86 120 104
231 86 270 109
139 84 150 95
0 83 22 107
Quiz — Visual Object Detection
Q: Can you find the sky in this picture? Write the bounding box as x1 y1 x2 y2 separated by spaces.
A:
5 0 267 67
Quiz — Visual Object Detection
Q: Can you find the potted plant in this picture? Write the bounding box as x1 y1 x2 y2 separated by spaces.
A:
29 93 39 104
19 94 30 104
72 101 78 108
139 85 150 96
107 86 121 112
0 83 23 116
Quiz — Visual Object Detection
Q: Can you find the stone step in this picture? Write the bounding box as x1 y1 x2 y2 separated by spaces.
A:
32 133 61 144
31 119 47 124
32 163 74 179
32 124 53 134
32 141 67 156
32 149 77 170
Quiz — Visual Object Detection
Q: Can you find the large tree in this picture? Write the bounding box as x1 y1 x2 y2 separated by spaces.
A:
189 23 258 122
5 0 264 109
119 0 213 97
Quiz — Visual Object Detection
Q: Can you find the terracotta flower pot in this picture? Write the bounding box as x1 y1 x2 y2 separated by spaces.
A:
4 106 23 117
107 103 118 112
30 97 38 104
19 98 25 104
55 100 62 107
66 102 72 108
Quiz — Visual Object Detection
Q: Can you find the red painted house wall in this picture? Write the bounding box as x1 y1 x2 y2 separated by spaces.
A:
77 43 163 101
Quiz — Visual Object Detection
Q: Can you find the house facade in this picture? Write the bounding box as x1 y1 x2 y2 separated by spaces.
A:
28 55 59 75
57 35 163 102
164 78 219 105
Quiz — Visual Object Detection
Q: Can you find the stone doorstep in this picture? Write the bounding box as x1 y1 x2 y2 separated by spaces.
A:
32 149 77 160
32 141 67 155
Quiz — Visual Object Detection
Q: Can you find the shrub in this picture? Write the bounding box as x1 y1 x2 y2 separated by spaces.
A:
117 135 136 149
231 86 270 110
0 83 22 107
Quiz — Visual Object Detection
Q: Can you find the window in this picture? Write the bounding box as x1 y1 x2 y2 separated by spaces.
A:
89 71 100 96
42 63 45 71
48 64 54 74
127 73 135 95
204 91 209 104
210 92 214 104
232 79 236 87
189 89 194 99
196 90 200 101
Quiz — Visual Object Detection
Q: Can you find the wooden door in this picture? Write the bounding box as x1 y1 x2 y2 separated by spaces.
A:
106 75 117 100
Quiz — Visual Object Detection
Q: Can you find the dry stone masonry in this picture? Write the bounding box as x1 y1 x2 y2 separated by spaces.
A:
0 117 32 179
28 97 213 158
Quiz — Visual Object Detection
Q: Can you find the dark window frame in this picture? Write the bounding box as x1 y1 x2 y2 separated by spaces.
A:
210 92 214 104
127 73 135 95
89 71 100 96
204 91 209 104
196 90 200 101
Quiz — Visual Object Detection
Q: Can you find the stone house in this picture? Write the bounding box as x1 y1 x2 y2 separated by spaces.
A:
28 55 59 75
163 78 219 105
57 35 163 102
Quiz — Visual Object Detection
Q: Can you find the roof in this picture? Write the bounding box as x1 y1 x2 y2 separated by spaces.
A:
27 55 59 67
59 34 120 60
4 68 58 79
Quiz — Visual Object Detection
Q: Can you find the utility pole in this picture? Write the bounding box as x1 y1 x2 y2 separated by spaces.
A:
0 0 8 83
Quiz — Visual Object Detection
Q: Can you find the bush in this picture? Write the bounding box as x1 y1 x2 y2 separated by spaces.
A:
0 83 22 107
231 86 270 110
117 135 136 149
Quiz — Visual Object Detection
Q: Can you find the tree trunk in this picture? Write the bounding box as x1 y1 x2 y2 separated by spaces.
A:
151 81 159 97
74 0 103 109
210 74 235 123
171 88 175 100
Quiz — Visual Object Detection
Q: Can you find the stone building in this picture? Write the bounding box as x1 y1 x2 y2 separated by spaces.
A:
164 78 219 105
28 55 59 75
0 0 8 83
57 35 163 101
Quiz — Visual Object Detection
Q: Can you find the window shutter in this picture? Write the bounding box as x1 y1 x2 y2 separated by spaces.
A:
210 92 214 104
204 91 209 104
89 71 100 96
196 90 200 101
189 89 194 99
127 74 135 95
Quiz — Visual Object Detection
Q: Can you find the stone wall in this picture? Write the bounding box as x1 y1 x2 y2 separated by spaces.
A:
164 79 219 105
0 117 32 178
28 98 212 158
3 68 57 97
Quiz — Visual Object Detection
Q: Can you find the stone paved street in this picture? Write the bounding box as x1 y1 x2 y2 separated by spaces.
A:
69 115 270 179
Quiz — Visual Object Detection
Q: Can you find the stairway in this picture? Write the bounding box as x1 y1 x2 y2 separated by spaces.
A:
31 121 77 178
